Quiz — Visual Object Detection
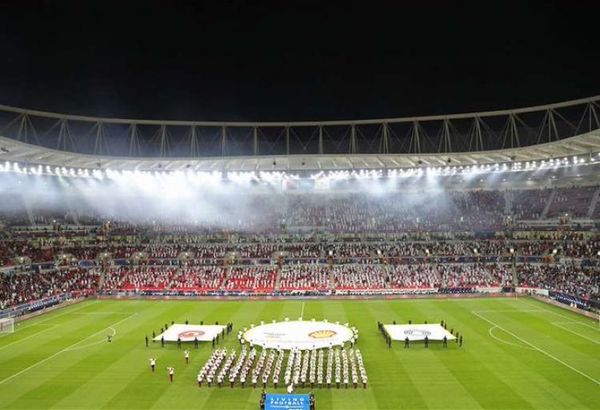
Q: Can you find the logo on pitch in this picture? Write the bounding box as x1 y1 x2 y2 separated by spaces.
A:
308 330 337 339
403 329 431 337
178 330 205 339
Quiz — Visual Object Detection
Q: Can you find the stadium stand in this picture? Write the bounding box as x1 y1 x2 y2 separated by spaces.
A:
1 184 599 313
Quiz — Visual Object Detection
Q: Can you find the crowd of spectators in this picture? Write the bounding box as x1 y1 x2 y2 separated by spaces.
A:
333 264 386 290
102 266 227 292
2 236 600 267
1 185 600 309
0 268 100 309
518 264 599 300
1 260 598 309
279 265 329 291
223 266 277 292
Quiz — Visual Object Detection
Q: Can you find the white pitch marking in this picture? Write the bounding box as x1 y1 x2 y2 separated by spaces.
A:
519 299 598 329
551 322 600 345
0 325 57 352
473 309 544 314
552 321 600 332
472 311 600 386
300 302 305 320
488 325 534 350
65 327 117 352
0 313 136 386
15 300 101 332
68 311 133 315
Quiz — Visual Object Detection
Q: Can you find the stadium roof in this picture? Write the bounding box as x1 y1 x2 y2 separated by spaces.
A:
1 131 599 173
0 96 599 172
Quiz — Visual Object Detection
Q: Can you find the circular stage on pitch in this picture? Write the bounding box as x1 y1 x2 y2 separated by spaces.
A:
243 320 354 350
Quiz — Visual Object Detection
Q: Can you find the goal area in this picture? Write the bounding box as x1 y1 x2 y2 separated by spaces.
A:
0 317 14 334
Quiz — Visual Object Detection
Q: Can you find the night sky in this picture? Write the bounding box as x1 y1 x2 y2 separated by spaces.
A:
0 0 598 122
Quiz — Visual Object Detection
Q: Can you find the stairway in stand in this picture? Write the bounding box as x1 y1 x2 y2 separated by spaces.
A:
586 186 600 218
274 266 282 292
219 266 232 291
540 189 557 219
328 266 335 291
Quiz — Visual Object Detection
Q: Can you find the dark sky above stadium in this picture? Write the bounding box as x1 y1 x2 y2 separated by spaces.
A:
0 0 598 122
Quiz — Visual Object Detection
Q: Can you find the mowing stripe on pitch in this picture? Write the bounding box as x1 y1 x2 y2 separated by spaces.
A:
518 299 599 329
551 322 600 345
0 325 58 352
488 325 534 350
15 300 101 332
473 309 545 313
0 313 137 385
472 311 600 386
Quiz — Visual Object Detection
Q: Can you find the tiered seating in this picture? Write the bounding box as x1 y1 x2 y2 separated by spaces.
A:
332 264 386 290
102 266 226 292
279 265 329 291
387 265 441 289
512 189 553 219
547 186 597 218
224 266 277 292
518 264 599 300
0 268 100 309
166 267 227 291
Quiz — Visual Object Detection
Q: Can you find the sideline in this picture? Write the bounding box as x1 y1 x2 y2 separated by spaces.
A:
520 298 600 323
15 300 99 331
551 322 600 345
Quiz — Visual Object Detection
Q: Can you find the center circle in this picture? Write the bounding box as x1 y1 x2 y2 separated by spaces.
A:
243 320 353 350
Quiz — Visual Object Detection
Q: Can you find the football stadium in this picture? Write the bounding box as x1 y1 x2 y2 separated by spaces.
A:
1 3 600 409
0 95 599 409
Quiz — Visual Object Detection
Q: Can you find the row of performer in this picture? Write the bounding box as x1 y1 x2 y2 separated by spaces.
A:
197 346 368 389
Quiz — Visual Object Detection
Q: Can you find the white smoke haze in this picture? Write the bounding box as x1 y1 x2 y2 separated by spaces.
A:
0 166 572 229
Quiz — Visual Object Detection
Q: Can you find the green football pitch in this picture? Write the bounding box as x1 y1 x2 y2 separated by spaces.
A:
0 297 598 409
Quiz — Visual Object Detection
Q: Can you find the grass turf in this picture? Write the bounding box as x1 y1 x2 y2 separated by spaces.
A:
0 297 598 409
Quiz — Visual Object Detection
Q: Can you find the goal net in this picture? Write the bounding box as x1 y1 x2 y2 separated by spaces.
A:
0 317 14 334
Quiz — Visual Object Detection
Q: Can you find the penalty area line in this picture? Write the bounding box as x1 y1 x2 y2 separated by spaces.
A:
15 300 101 332
472 311 600 386
0 313 137 386
65 327 118 352
488 326 534 351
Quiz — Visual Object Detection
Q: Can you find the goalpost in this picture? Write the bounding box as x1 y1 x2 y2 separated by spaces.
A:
0 317 15 334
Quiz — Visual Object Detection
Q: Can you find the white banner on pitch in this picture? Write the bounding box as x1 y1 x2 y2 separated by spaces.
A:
244 320 354 350
384 324 456 341
154 324 226 342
